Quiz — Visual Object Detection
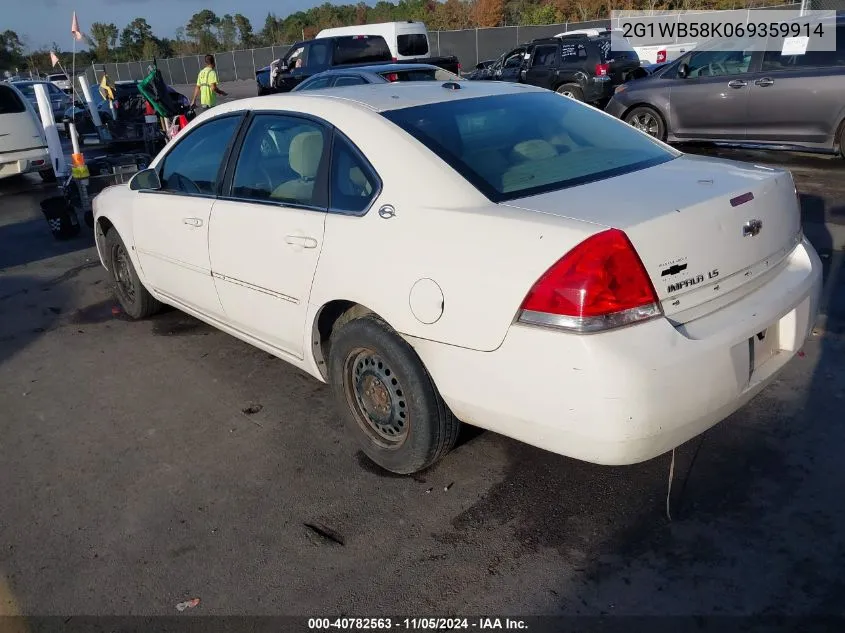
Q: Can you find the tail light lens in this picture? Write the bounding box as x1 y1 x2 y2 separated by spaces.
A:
517 228 662 333
392 57 398 62
385 73 399 82
595 63 610 77
656 50 667 63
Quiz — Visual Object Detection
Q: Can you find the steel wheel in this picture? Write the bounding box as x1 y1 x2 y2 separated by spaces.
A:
111 241 136 305
629 111 660 137
343 347 409 448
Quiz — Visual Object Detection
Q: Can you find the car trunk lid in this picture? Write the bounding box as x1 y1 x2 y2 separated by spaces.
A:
501 154 802 322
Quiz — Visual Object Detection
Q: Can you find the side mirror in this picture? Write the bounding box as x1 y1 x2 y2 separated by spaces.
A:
130 168 161 191
678 63 689 79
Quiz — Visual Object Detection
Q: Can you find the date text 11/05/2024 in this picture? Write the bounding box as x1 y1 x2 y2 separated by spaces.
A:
307 618 529 630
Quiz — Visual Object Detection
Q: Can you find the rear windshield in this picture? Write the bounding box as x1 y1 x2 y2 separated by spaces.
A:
599 34 638 61
382 92 674 202
13 83 36 99
333 36 392 65
383 68 460 82
49 74 68 80
398 34 429 57
0 85 27 114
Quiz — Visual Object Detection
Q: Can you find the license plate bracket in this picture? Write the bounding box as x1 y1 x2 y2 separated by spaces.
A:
749 323 780 378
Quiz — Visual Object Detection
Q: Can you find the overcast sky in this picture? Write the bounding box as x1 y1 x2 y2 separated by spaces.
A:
7 0 324 51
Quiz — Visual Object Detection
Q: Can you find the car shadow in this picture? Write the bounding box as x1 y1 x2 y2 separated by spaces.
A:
0 176 94 270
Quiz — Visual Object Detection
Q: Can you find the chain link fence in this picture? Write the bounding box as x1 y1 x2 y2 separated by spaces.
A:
82 3 821 89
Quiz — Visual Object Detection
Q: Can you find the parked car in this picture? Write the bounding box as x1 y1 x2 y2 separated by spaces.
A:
9 80 73 126
256 34 460 95
469 30 641 104
606 14 845 155
0 83 53 182
465 59 497 80
46 72 72 92
292 63 463 91
93 81 821 475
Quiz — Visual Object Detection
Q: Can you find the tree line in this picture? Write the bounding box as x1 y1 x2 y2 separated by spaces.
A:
2 0 758 74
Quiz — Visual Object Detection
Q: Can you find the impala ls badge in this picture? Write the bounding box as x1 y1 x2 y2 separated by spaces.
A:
743 219 763 238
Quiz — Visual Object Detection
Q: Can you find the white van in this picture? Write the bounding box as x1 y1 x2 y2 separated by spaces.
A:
0 83 52 182
315 21 431 61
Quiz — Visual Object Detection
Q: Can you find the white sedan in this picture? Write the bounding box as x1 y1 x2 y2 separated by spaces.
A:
92 81 822 474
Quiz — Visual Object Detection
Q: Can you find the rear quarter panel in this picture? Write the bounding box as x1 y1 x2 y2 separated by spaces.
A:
302 101 603 352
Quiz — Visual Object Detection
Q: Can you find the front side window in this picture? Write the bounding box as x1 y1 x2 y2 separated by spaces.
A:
231 114 327 208
681 48 753 77
330 134 378 214
159 115 242 195
383 92 676 202
398 34 429 57
503 49 525 69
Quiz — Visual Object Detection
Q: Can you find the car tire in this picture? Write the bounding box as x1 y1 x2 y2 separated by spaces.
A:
838 119 845 159
104 229 161 320
39 169 57 183
556 83 584 101
624 106 667 141
328 313 460 475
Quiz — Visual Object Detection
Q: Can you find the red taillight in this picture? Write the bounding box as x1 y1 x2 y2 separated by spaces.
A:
595 63 609 77
392 56 398 62
656 50 667 63
518 228 661 333
385 73 399 82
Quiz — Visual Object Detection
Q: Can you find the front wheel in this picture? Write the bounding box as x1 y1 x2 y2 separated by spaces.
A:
328 314 460 475
624 106 667 141
105 229 161 319
556 83 584 101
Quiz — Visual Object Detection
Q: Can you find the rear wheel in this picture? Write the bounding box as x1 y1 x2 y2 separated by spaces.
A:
556 83 584 101
105 229 161 319
39 169 57 183
838 119 845 159
328 314 460 475
624 106 666 141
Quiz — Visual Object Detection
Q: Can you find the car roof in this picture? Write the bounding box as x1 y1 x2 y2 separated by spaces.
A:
224 80 545 115
316 63 445 75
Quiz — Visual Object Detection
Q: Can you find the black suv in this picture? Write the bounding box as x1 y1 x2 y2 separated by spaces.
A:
473 31 641 105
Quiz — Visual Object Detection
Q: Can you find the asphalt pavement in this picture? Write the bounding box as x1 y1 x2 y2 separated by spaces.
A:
1 136 844 623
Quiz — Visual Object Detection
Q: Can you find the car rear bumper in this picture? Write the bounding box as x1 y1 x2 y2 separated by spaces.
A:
0 146 51 180
406 237 822 466
604 96 628 119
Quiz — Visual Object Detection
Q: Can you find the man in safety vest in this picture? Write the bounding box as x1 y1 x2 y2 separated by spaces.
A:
190 54 227 111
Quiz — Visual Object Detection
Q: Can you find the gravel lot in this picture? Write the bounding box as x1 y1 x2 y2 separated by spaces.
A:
1 135 844 622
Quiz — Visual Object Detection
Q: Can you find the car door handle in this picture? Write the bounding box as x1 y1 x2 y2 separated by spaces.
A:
285 235 318 249
755 78 774 87
182 217 203 227
728 79 747 88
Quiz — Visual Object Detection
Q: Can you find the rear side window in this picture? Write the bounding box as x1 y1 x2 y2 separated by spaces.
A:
398 34 429 57
333 36 392 65
531 45 558 67
0 86 26 114
560 43 588 63
334 75 367 86
383 92 675 203
300 76 332 91
762 26 845 70
390 68 459 82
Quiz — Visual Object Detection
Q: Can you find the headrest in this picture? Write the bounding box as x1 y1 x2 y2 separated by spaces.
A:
289 131 322 179
511 139 558 162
